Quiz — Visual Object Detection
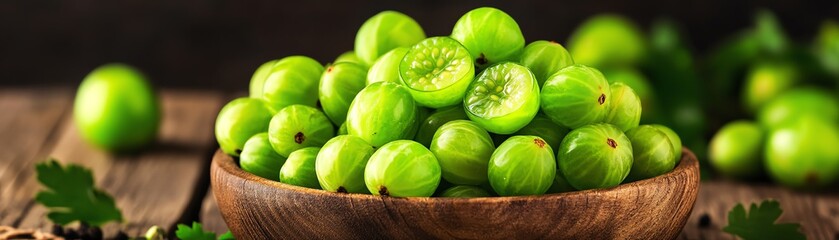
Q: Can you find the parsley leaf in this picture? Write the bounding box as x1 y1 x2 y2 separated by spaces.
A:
723 199 805 240
34 160 123 226
176 222 235 240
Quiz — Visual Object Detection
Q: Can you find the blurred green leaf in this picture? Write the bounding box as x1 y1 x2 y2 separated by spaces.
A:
724 200 805 240
35 160 123 226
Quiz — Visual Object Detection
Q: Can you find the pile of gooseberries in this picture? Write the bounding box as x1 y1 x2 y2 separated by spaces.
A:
215 7 683 197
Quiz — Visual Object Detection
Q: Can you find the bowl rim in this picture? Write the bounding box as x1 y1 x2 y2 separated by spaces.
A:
213 147 699 203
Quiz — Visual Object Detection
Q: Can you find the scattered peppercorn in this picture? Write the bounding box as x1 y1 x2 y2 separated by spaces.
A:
698 213 711 228
51 224 64 236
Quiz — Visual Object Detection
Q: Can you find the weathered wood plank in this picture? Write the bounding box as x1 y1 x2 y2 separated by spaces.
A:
200 190 228 235
0 88 73 227
679 180 839 239
15 90 224 237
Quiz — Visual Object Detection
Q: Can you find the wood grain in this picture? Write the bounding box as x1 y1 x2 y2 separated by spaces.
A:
14 90 224 237
211 148 700 239
0 88 72 227
679 180 839 240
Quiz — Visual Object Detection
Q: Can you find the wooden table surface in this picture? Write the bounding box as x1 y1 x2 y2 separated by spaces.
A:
1 88 837 239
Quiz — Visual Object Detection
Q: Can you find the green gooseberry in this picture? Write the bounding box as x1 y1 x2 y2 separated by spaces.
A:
464 62 540 134
338 122 348 135
240 133 286 181
709 121 764 179
319 62 368 125
567 14 646 68
74 63 160 152
268 105 335 158
366 47 409 85
558 124 633 190
346 82 418 147
439 185 490 198
815 20 839 75
261 56 324 111
601 68 655 117
604 82 642 132
249 59 279 98
430 120 495 185
488 136 556 196
519 40 574 87
400 37 475 108
541 64 611 129
742 60 799 113
215 98 274 156
758 88 839 131
765 116 839 188
279 147 321 189
651 124 682 162
546 169 576 194
315 135 375 193
354 11 426 66
414 105 468 147
624 125 676 182
451 7 525 69
334 51 366 67
364 140 441 197
514 115 569 155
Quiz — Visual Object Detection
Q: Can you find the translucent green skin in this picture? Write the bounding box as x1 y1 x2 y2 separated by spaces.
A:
249 59 279 98
261 56 324 111
215 98 274 156
367 47 409 85
765 116 839 188
440 185 490 198
365 140 441 197
464 62 540 134
488 136 556 196
319 62 368 125
279 147 321 189
758 88 839 131
334 51 366 67
541 64 611 129
346 82 418 147
519 40 574 87
354 11 426 66
74 63 160 151
400 37 475 108
240 133 286 181
709 121 764 179
742 61 798 113
558 124 633 190
414 105 468 147
338 122 348 135
547 169 576 194
568 14 646 68
624 125 676 182
430 120 495 185
451 7 525 69
514 115 568 155
268 105 335 158
601 68 655 119
651 124 682 162
315 135 375 193
604 82 642 132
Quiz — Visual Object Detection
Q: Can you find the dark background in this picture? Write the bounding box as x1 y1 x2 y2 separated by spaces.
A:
2 0 838 91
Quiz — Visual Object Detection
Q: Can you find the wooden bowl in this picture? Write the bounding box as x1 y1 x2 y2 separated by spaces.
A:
211 148 700 239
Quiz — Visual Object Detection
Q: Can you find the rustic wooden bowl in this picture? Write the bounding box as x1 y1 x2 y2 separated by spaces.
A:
211 148 700 239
